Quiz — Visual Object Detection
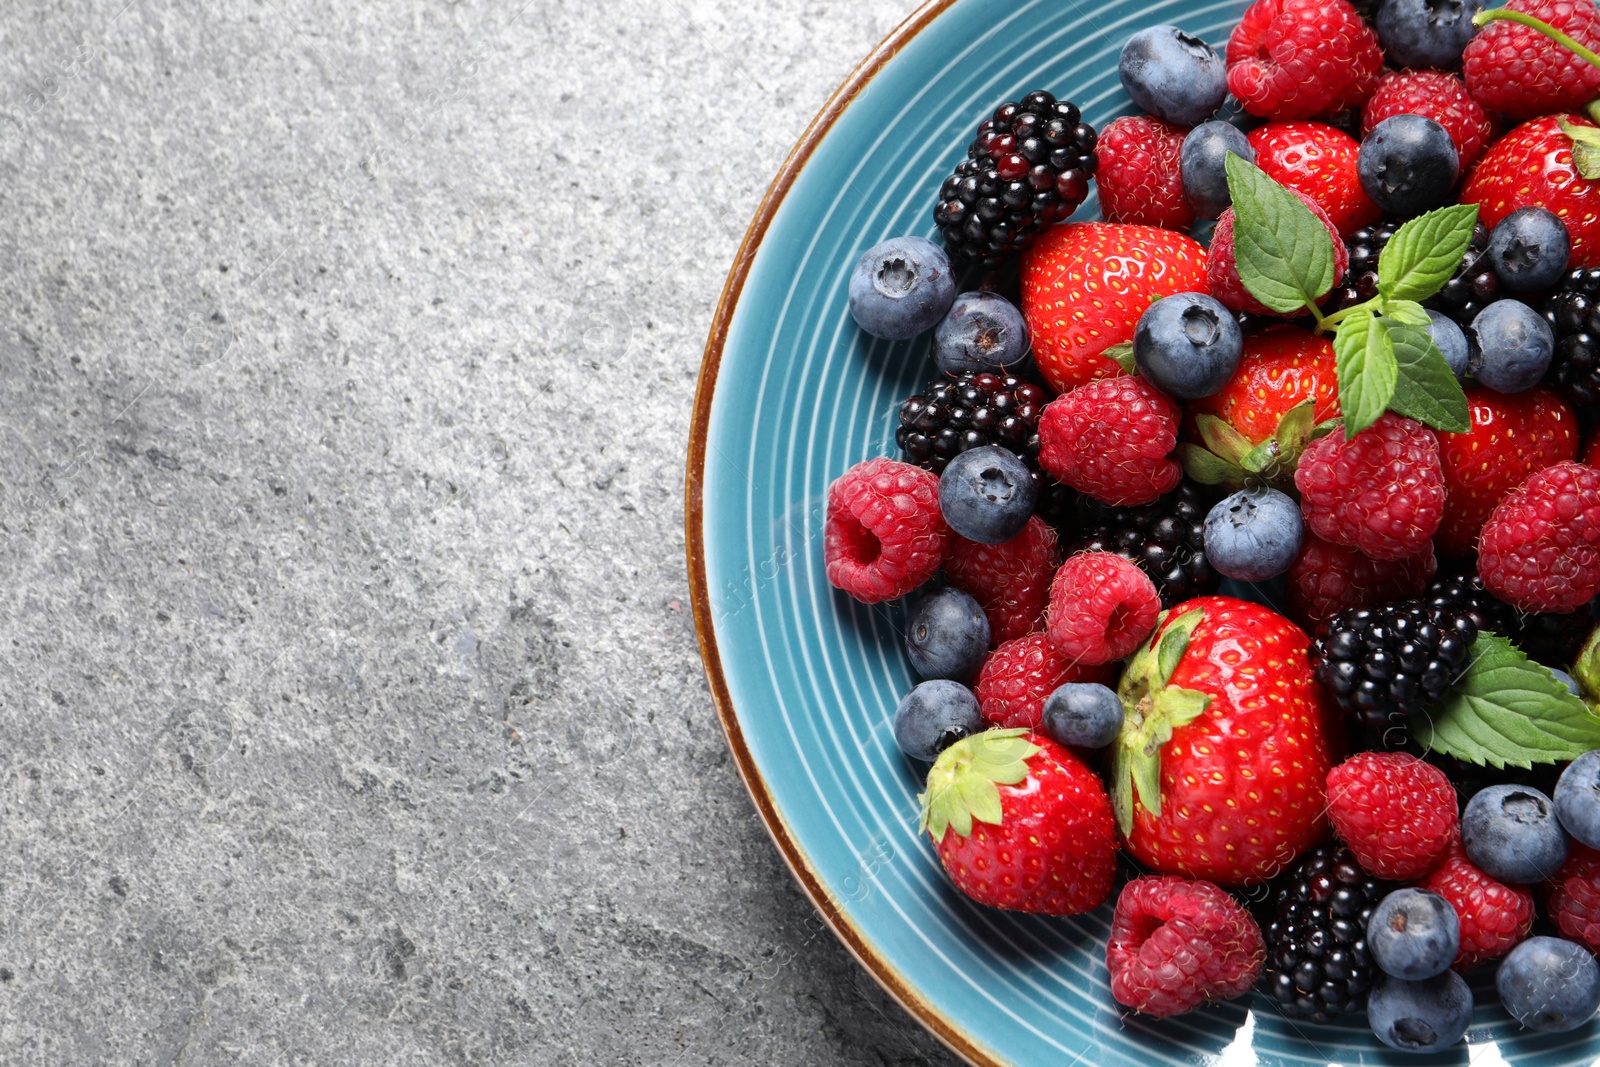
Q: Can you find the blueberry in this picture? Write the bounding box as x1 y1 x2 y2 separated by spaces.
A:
938 445 1036 544
847 237 956 340
1497 936 1600 1033
1554 749 1600 849
1486 207 1571 293
1203 487 1303 583
1368 889 1460 981
1551 666 1583 697
892 680 985 762
932 291 1029 375
1041 682 1124 749
1118 26 1227 128
1461 783 1570 884
1375 0 1483 71
1133 292 1243 399
1470 299 1554 393
1358 115 1458 218
1426 309 1470 381
1181 121 1255 220
1368 971 1474 1053
905 587 991 682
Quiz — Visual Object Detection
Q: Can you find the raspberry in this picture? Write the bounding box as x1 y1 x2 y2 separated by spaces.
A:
1046 552 1161 665
1294 413 1445 561
823 458 947 603
1247 121 1378 237
1106 875 1265 1018
1463 0 1600 121
1287 535 1437 629
1093 116 1193 230
1478 462 1600 613
1037 378 1182 506
1361 72 1494 178
1208 190 1349 316
1325 753 1458 880
1060 481 1218 608
1547 842 1600 954
1421 837 1535 971
944 516 1059 645
974 632 1112 728
1225 0 1384 120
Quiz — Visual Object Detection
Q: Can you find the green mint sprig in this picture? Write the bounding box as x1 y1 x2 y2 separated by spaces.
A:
1225 156 1473 437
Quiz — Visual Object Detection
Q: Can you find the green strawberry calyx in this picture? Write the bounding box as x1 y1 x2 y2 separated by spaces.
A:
917 728 1039 843
1177 400 1339 490
1110 607 1213 837
1574 626 1600 705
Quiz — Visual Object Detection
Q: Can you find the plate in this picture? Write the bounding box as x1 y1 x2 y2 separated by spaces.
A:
684 0 1600 1063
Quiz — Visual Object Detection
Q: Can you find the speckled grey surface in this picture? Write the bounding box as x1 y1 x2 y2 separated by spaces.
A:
0 2 961 1063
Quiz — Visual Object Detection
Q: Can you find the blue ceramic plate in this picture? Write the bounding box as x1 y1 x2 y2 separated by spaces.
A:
685 1 1599 1063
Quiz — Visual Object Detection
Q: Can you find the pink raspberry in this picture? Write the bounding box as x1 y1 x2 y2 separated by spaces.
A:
974 632 1113 729
1037 378 1182 506
1106 875 1265 1017
823 457 947 603
1422 837 1535 971
944 516 1059 645
1546 842 1600 954
1046 552 1161 665
1294 414 1444 561
1225 0 1383 120
1207 189 1348 317
1285 535 1437 629
1477 461 1600 613
1464 0 1600 121
1362 72 1495 177
1326 753 1457 881
1094 115 1193 230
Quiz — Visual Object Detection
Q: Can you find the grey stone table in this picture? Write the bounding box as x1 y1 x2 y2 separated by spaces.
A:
0 1 964 1064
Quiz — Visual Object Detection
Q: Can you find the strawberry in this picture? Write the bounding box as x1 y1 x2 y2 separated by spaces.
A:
1111 596 1334 888
1433 387 1580 558
1460 115 1600 270
1095 116 1194 230
1187 327 1340 446
1247 121 1379 237
920 729 1117 915
1586 431 1600 467
1463 0 1600 121
1020 222 1210 393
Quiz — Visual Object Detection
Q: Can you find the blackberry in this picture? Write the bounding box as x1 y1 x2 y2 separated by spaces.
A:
1541 267 1600 412
1323 221 1497 326
1313 601 1478 751
1059 481 1218 608
933 90 1097 268
896 371 1048 484
1261 844 1391 1022
1424 571 1596 669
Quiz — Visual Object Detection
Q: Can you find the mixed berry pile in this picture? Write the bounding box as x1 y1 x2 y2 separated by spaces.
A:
824 0 1600 1052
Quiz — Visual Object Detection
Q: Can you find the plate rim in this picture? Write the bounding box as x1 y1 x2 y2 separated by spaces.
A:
680 1 1001 1064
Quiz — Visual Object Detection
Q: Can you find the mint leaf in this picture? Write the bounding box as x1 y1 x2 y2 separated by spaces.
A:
1388 319 1471 433
1377 205 1480 302
1416 633 1600 769
1224 154 1338 315
1383 299 1432 328
1332 310 1398 437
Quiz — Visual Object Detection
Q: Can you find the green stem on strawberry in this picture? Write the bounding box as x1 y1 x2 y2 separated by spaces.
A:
1315 297 1380 334
1473 8 1600 71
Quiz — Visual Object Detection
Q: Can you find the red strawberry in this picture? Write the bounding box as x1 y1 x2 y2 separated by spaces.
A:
1247 121 1378 237
1112 596 1334 887
1461 115 1600 269
944 516 1059 645
1285 535 1437 629
1095 116 1194 230
1208 190 1349 316
1186 326 1340 446
1362 72 1495 178
1463 0 1600 121
1478 461 1600 612
1586 432 1600 466
1106 876 1265 1017
920 729 1117 915
1020 222 1209 393
1433 387 1580 558
975 632 1113 729
1038 377 1183 506
1225 0 1383 120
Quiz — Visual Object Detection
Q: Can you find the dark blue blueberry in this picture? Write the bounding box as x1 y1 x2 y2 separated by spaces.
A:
932 291 1029 375
1470 299 1554 394
1497 936 1600 1033
1181 121 1255 220
1486 207 1571 293
1368 971 1474 1053
1133 291 1243 399
1368 889 1460 981
1554 748 1600 849
1375 0 1483 71
1551 667 1583 697
905 587 991 682
1358 116 1458 218
1203 487 1303 583
938 445 1036 544
892 680 984 762
1041 683 1124 749
847 237 956 340
1118 26 1227 128
1426 309 1470 381
1462 784 1569 884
